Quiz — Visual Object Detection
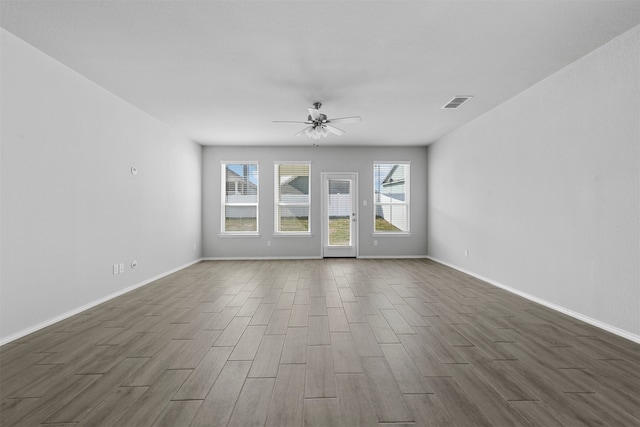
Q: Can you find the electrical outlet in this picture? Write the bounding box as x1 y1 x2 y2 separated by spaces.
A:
113 264 119 275
374 240 378 246
119 263 124 273
465 249 469 257
267 240 271 247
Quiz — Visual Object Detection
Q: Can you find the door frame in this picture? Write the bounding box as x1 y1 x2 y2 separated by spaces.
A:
321 172 358 258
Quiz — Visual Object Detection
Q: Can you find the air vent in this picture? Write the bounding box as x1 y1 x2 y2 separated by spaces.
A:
442 96 473 109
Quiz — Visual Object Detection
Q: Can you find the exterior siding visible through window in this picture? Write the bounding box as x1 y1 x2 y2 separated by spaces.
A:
222 162 259 233
374 162 410 233
275 163 310 233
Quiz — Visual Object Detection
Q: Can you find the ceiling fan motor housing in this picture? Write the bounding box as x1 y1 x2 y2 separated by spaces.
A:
308 114 328 123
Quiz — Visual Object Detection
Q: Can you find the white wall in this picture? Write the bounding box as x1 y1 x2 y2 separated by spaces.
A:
203 146 428 259
427 26 639 339
0 29 202 343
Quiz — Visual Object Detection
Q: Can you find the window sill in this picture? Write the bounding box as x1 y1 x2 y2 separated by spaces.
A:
272 233 314 238
371 232 412 237
218 233 261 238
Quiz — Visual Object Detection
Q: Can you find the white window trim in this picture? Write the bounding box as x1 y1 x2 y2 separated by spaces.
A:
221 161 260 235
373 161 410 235
274 161 312 235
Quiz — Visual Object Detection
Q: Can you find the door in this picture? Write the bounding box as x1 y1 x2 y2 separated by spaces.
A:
322 173 357 257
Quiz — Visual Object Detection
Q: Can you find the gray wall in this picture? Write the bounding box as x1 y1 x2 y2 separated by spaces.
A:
203 146 428 258
0 29 202 343
427 26 640 339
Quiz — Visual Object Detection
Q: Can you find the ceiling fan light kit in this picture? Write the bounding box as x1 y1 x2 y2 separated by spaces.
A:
274 102 362 142
304 125 329 140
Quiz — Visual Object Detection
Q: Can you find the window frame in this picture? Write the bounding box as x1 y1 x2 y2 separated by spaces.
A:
373 161 410 235
221 161 260 235
274 161 312 235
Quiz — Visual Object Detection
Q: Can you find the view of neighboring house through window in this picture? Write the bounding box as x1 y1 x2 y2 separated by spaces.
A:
222 162 259 233
275 163 310 233
374 162 409 233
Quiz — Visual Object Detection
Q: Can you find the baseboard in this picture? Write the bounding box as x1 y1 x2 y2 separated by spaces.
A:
203 255 429 260
202 256 323 261
357 255 429 259
0 258 203 346
426 256 640 344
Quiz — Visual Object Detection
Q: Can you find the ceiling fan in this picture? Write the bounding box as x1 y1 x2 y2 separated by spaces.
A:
273 102 362 140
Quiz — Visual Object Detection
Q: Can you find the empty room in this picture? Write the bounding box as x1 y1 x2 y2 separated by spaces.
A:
1 1 639 426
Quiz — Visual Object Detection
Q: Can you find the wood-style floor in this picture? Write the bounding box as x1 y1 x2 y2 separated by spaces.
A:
1 259 639 426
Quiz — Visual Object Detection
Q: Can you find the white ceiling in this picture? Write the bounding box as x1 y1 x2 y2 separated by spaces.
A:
1 1 639 146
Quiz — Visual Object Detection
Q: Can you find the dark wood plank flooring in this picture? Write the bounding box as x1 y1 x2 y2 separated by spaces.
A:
1 259 639 426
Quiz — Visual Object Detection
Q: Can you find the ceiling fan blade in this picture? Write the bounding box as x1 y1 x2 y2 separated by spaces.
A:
295 126 314 137
327 116 362 124
273 120 313 124
325 124 345 136
308 108 321 121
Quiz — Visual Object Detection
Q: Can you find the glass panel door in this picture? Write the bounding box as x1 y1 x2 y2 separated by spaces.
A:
322 173 357 257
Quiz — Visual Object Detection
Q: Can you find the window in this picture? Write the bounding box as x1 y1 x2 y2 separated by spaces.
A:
275 163 310 233
222 162 259 233
374 162 409 233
